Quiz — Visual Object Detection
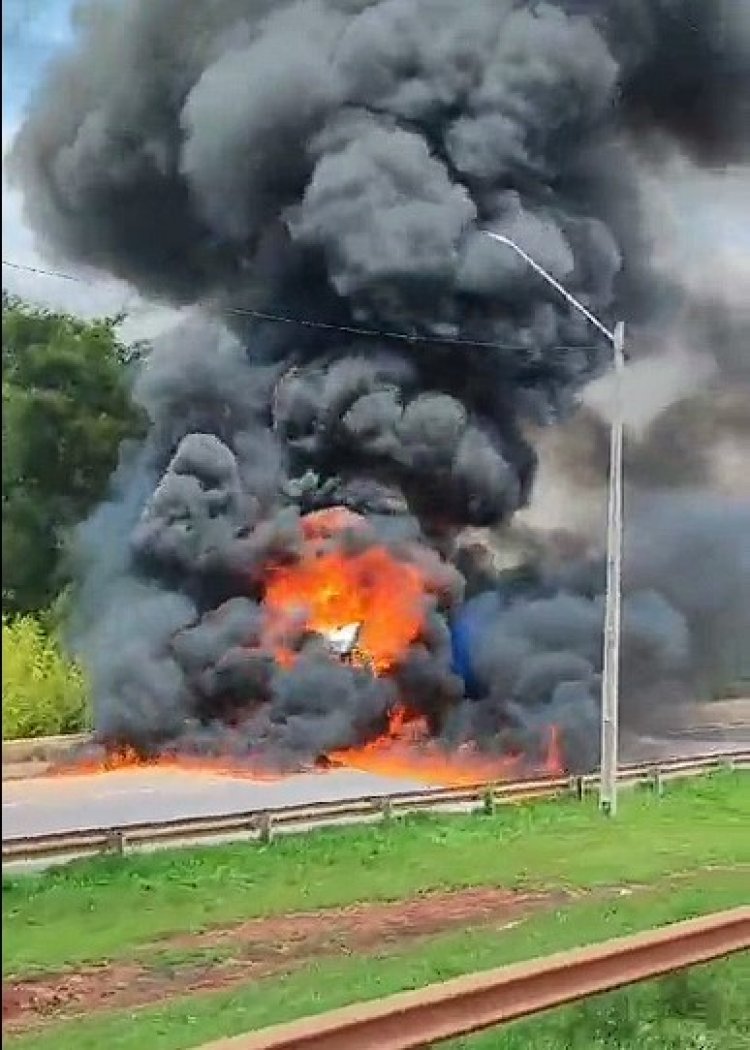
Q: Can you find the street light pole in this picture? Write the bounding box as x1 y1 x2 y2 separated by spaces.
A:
599 319 625 814
483 230 625 815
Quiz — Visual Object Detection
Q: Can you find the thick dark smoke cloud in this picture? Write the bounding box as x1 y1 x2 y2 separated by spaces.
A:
11 0 749 769
449 496 749 766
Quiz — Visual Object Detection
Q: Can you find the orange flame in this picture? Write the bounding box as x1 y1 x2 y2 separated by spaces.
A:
263 515 428 674
544 723 563 776
51 507 565 788
262 509 566 785
329 705 564 786
50 725 563 788
49 746 288 781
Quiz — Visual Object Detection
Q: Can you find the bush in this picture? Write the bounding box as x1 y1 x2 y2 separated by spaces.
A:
2 616 90 739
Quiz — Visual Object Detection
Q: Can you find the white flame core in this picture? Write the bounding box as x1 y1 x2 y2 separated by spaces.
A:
322 623 362 657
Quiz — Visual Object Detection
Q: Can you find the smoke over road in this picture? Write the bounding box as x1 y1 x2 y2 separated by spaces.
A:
9 0 749 772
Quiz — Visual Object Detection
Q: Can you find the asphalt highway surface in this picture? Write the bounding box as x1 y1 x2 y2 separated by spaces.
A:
2 768 430 839
3 719 747 841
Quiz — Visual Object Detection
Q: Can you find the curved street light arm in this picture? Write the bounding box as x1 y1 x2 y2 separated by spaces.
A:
482 230 617 346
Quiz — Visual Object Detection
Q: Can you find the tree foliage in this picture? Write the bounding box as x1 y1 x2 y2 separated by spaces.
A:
2 615 90 739
2 293 143 613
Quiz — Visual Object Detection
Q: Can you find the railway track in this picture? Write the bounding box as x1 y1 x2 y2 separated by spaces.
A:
3 749 746 868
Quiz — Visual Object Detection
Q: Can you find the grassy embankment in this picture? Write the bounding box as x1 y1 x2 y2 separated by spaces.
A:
4 772 749 1050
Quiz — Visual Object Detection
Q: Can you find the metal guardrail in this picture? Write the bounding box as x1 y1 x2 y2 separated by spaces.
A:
3 750 746 865
199 908 750 1050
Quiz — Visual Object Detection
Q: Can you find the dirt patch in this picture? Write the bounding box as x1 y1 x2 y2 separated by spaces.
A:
3 885 568 1032
165 884 569 956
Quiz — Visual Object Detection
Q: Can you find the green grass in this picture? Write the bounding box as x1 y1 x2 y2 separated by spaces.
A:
4 772 748 976
7 868 748 1050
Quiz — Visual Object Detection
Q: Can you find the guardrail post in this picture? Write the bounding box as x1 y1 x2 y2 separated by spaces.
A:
105 829 125 855
649 767 664 796
257 812 274 845
570 775 585 801
378 796 393 824
722 757 736 772
482 786 496 815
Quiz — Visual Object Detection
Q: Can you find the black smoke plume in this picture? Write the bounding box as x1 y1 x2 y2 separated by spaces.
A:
10 0 749 770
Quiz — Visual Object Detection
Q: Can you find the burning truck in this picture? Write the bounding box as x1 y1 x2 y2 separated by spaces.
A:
9 0 749 782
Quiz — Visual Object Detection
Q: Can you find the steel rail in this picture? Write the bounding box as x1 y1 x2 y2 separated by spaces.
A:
200 907 750 1050
2 751 746 865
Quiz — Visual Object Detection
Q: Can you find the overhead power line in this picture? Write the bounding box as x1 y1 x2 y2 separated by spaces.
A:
3 259 82 283
2 257 603 353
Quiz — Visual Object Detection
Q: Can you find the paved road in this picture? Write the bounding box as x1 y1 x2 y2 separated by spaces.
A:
4 722 747 841
2 768 430 839
621 726 750 763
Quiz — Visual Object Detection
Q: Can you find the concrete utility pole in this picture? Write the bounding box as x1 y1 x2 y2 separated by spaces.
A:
599 319 625 814
483 231 625 815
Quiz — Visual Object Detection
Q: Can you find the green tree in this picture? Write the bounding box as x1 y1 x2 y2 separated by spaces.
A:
2 293 143 613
